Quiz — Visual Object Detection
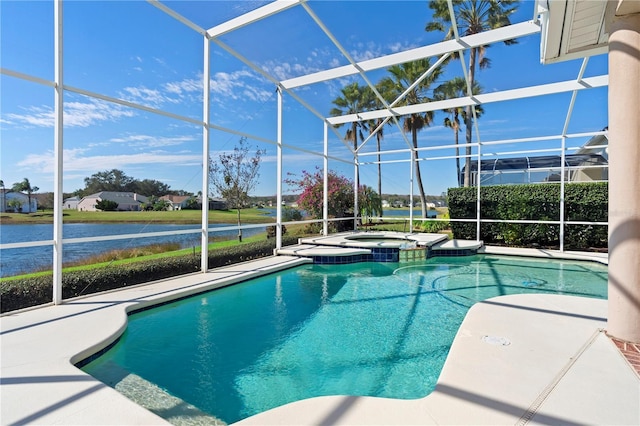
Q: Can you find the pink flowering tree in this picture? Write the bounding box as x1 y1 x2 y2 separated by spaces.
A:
285 168 354 220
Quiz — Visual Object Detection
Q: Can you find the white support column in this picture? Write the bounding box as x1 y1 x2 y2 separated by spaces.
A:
52 0 64 305
476 143 481 241
409 150 414 229
201 36 211 272
607 11 640 343
559 58 586 252
353 155 359 230
323 123 329 236
559 136 566 251
276 87 283 249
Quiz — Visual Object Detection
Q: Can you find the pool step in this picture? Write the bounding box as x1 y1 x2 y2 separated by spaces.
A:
399 247 427 262
113 373 227 426
276 244 370 257
428 239 483 257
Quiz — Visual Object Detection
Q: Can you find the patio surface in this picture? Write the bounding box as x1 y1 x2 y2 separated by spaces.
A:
1 246 638 425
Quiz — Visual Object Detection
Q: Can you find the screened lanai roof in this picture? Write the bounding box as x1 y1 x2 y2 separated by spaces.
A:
145 0 610 167
1 0 611 197
465 153 608 173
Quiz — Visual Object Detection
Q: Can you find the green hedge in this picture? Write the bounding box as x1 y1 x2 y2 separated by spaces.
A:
0 235 299 313
448 182 607 250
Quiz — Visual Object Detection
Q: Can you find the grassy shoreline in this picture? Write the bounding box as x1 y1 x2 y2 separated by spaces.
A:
0 208 275 225
0 232 271 282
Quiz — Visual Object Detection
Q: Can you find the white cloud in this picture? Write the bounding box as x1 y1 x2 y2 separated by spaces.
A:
5 100 136 128
164 78 202 95
17 148 202 174
154 57 167 67
5 105 54 127
119 86 174 107
210 70 256 99
109 134 197 148
242 85 274 103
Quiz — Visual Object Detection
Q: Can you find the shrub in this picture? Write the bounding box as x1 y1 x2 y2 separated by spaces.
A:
415 219 450 233
266 225 287 238
447 182 607 250
0 235 299 313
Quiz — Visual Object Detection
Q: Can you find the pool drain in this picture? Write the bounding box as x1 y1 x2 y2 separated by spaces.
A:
481 335 511 346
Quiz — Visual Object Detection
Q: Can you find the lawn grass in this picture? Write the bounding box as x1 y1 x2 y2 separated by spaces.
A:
0 208 275 224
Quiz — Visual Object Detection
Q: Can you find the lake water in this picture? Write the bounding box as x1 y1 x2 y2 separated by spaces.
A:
0 209 436 277
0 223 265 278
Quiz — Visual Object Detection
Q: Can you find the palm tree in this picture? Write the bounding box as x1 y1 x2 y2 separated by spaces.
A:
427 0 519 186
362 85 388 198
379 58 444 218
0 179 5 212
330 82 369 189
434 77 484 187
12 177 38 213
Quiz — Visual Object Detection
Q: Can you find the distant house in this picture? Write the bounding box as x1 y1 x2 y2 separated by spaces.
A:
195 196 227 210
77 191 148 211
0 190 37 213
159 195 191 211
63 196 80 210
209 198 227 210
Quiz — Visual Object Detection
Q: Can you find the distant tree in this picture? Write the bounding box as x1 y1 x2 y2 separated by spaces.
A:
37 192 55 210
134 179 171 197
184 197 200 210
7 199 22 212
142 195 158 211
12 178 39 213
169 189 193 197
209 137 265 242
141 196 169 211
153 199 170 211
282 206 303 222
0 179 5 212
359 185 383 223
82 169 136 195
95 199 118 211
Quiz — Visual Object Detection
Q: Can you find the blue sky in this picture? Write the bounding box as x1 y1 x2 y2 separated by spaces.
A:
0 0 608 198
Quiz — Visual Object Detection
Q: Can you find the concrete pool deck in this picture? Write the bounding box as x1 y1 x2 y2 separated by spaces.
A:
1 247 638 425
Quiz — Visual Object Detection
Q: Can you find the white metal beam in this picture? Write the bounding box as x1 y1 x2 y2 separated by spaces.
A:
206 0 303 38
147 0 207 35
327 74 608 125
282 21 541 89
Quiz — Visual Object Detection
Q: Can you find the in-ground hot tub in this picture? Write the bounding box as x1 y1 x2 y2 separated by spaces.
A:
343 235 418 248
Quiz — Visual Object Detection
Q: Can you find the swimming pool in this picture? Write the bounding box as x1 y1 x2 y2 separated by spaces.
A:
81 255 607 425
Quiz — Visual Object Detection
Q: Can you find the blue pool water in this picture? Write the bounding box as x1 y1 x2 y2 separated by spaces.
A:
81 255 607 424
